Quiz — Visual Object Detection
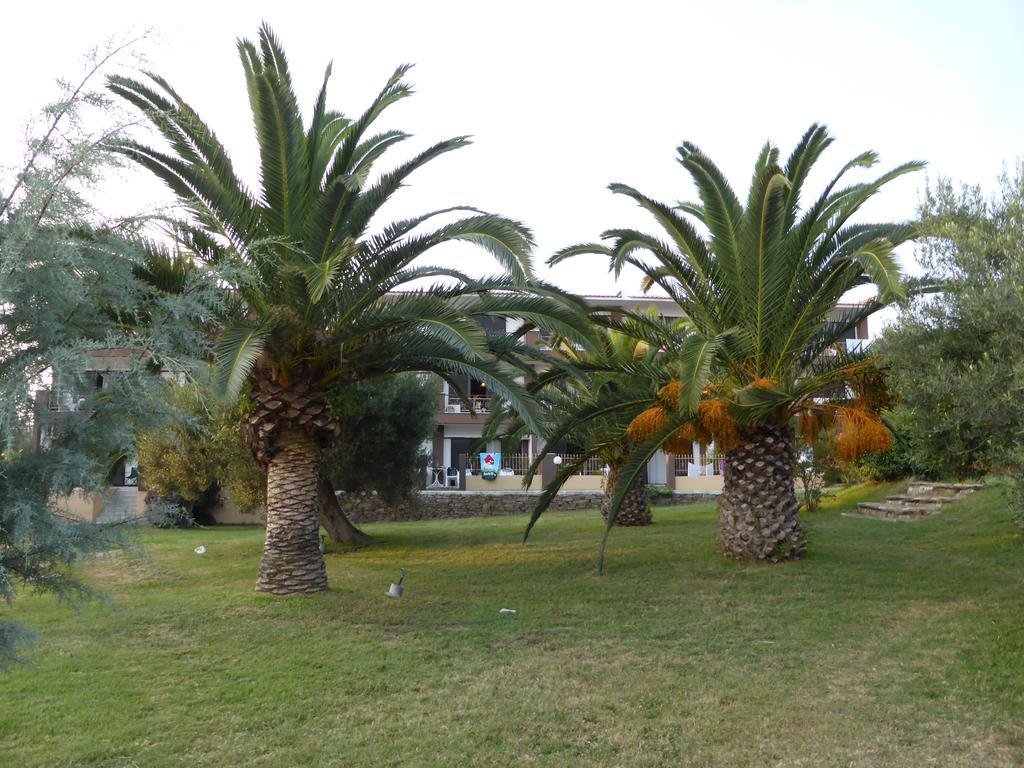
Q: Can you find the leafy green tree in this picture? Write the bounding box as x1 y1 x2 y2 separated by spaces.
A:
0 47 213 667
323 374 436 505
548 125 919 568
136 380 265 523
109 25 593 594
877 169 1024 479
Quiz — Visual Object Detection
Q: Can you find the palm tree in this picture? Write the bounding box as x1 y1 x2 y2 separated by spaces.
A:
131 226 375 546
551 125 921 566
587 329 658 527
501 311 683 552
530 317 680 528
109 25 593 595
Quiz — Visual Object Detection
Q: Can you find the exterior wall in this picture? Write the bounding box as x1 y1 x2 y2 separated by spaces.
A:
55 488 148 523
436 407 492 426
431 427 444 468
561 475 605 491
581 295 687 319
208 488 267 525
442 423 488 439
466 475 543 492
675 475 725 492
56 490 101 522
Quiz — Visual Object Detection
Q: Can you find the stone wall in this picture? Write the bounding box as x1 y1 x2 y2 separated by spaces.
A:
337 489 717 524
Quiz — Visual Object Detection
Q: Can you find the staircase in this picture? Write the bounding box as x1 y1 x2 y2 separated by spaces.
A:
855 481 984 520
96 487 140 524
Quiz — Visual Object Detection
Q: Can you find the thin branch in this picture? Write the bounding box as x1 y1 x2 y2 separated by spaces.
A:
0 36 144 219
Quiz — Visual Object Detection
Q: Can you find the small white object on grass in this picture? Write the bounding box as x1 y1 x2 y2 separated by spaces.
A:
194 546 206 555
386 568 408 598
499 608 517 616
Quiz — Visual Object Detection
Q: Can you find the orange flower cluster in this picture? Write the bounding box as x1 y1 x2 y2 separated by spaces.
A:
833 407 892 461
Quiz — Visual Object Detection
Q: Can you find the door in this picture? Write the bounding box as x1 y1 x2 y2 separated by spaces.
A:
647 450 667 485
449 438 476 471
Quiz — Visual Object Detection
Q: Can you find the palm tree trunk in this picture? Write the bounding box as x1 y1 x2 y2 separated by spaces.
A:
256 427 327 595
318 476 372 546
718 424 805 561
602 462 652 526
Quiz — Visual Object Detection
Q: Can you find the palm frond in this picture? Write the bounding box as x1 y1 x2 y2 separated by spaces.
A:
214 322 268 399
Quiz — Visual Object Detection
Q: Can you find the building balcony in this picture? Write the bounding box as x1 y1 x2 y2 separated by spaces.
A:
441 394 492 415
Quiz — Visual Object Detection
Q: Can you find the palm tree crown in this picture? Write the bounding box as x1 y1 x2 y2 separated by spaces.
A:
109 24 593 593
552 125 922 564
109 24 592 424
558 125 920 455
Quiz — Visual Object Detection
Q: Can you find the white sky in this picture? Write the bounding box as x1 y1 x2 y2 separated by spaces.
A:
4 0 1023 324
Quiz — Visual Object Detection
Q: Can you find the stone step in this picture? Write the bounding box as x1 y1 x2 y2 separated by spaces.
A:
855 501 938 519
906 482 984 499
96 510 138 524
96 488 139 524
885 495 947 506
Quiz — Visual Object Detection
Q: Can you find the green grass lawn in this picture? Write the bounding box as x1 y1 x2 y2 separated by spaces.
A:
3 484 1024 767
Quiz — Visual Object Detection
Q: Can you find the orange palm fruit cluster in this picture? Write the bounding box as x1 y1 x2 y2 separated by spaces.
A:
626 406 667 442
657 380 682 408
627 380 741 453
834 407 892 461
797 410 824 444
697 398 740 452
662 422 706 453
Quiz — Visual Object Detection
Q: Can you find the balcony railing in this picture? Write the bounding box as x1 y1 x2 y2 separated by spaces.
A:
464 452 531 475
46 391 86 412
460 453 607 476
551 454 605 475
671 454 724 477
442 394 492 414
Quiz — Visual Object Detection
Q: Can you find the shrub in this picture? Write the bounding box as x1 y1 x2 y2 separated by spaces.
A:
137 381 264 524
1004 450 1024 532
857 442 915 482
323 374 437 504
